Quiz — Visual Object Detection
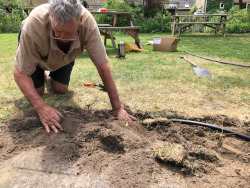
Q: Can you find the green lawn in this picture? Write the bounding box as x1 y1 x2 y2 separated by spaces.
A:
0 32 249 124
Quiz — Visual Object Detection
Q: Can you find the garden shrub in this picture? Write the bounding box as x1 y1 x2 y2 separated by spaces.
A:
0 0 27 33
227 6 249 24
135 12 173 33
226 23 250 33
225 6 250 33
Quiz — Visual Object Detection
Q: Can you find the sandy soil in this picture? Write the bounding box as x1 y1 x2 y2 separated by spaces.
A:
0 107 249 187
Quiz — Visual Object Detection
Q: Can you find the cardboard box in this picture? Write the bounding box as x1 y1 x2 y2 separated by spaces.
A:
153 37 181 52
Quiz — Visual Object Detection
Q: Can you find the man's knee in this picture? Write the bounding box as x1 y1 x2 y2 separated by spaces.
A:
51 79 68 94
54 85 68 94
36 86 45 95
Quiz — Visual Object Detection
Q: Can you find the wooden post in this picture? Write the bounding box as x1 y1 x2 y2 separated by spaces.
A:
172 16 176 36
142 0 145 18
223 23 226 38
178 26 181 36
239 0 243 9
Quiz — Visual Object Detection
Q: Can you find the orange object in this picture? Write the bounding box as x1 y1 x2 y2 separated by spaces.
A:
99 8 107 12
84 83 105 90
125 43 148 52
84 83 95 86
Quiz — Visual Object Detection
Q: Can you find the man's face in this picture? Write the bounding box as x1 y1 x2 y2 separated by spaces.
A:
51 19 79 43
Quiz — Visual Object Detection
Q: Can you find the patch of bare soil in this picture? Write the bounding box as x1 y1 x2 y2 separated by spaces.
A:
0 107 249 187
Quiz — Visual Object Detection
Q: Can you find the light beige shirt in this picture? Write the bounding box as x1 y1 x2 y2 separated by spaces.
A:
15 4 107 75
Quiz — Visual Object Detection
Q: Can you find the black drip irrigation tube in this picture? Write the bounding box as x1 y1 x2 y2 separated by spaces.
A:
185 51 250 68
170 119 250 141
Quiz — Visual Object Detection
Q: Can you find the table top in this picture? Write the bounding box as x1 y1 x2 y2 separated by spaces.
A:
90 11 134 15
175 14 227 17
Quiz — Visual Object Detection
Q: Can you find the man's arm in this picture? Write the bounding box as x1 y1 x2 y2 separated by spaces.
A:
13 66 64 133
96 61 137 121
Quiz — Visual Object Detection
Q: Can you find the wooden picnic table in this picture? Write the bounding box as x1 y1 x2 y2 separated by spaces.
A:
90 11 142 49
90 11 135 27
172 14 227 37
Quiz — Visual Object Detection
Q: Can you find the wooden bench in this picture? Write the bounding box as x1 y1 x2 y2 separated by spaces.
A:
178 22 226 25
87 9 125 12
98 26 142 48
24 7 35 15
172 14 227 37
91 10 142 49
97 24 113 46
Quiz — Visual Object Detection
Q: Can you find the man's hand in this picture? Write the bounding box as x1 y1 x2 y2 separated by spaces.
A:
35 104 64 133
14 67 64 133
97 62 137 122
113 108 138 121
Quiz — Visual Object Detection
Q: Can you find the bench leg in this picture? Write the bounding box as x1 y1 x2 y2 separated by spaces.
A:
223 24 226 38
24 10 29 16
125 29 142 49
172 25 176 37
104 30 107 45
100 30 109 45
109 30 116 48
216 24 226 37
100 30 116 48
178 26 182 36
215 25 218 36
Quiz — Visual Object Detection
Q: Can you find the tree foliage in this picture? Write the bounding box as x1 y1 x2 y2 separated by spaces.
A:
206 0 233 13
144 0 165 9
143 0 165 17
0 0 27 33
80 0 88 7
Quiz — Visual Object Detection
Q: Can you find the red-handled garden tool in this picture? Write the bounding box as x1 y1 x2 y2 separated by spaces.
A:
84 83 105 90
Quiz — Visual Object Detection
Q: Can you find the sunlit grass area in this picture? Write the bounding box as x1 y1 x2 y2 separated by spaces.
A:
0 32 249 124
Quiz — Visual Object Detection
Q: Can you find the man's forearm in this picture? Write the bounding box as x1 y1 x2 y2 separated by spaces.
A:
13 66 45 110
96 61 122 110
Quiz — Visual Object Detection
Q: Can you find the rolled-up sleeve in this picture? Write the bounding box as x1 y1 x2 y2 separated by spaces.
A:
15 30 40 76
84 24 108 67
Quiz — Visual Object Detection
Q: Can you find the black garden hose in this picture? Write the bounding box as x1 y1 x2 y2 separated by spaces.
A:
170 119 250 141
185 51 250 68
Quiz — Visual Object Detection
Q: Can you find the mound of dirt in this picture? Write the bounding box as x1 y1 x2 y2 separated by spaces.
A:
0 107 249 187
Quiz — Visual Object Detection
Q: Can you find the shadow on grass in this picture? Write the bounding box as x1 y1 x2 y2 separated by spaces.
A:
179 34 224 38
13 90 76 114
178 33 250 40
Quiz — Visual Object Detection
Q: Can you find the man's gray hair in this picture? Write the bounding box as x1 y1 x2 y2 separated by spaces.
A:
49 0 83 25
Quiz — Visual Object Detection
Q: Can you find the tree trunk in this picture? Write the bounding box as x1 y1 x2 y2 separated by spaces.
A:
142 0 144 18
239 0 243 9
